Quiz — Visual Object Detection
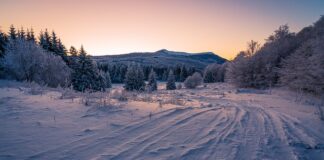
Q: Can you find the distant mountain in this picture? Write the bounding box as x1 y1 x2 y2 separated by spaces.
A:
92 49 227 70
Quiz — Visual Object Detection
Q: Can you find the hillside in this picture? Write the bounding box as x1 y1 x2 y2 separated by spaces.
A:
92 49 227 70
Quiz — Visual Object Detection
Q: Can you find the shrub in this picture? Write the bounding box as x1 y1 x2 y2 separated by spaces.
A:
184 72 203 89
3 39 71 87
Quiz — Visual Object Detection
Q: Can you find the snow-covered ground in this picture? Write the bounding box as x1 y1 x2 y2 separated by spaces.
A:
0 80 323 160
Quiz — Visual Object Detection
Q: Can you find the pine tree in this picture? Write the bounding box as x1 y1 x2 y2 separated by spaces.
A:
29 28 36 42
203 68 214 83
39 30 46 48
69 46 78 56
104 71 112 88
43 29 51 51
72 45 105 92
0 30 8 58
162 69 168 81
147 69 157 91
180 65 188 82
166 70 176 90
51 31 58 53
18 27 26 40
124 63 145 91
8 25 17 40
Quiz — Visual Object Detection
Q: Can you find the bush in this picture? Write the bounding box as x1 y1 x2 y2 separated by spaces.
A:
3 39 71 87
177 83 182 89
184 72 203 89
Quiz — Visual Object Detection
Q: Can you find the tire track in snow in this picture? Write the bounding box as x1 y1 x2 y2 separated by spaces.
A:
28 107 193 160
180 106 246 160
100 107 221 160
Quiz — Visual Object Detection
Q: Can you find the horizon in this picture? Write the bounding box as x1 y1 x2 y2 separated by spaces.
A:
1 0 323 59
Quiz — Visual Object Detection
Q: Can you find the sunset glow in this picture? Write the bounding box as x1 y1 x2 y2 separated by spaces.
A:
1 0 323 59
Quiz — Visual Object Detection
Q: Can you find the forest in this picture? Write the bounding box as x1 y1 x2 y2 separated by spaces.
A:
0 16 323 95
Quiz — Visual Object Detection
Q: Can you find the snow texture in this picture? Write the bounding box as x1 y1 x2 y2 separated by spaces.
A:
0 80 323 160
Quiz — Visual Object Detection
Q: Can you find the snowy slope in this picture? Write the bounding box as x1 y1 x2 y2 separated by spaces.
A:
0 81 323 160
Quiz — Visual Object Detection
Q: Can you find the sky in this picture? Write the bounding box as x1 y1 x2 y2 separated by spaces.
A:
0 0 323 59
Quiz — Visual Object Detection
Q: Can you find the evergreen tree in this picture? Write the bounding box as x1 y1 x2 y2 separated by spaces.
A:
180 65 188 82
8 25 17 40
51 31 58 53
29 28 36 42
57 38 68 62
147 69 157 91
203 67 214 83
43 29 51 51
0 29 8 77
162 69 168 81
69 46 78 56
166 70 176 90
18 27 26 40
0 30 8 58
26 29 31 41
39 30 46 48
103 71 112 88
72 46 105 92
124 63 145 91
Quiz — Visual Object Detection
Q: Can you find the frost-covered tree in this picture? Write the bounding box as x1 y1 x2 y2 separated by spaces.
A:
0 30 8 77
179 65 188 82
103 71 112 88
124 63 145 91
71 46 106 92
184 72 203 89
0 30 8 58
204 63 227 83
280 25 324 95
147 69 157 91
166 70 176 90
162 69 168 81
3 39 71 87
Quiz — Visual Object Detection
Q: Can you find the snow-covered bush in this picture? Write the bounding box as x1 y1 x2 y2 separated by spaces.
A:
3 39 71 87
111 90 128 101
177 83 182 89
184 72 203 89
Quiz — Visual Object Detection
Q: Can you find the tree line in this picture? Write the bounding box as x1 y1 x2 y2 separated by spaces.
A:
226 16 324 95
0 25 204 92
1 15 323 95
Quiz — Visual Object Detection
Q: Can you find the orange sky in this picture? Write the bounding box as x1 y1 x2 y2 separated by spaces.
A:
1 0 323 59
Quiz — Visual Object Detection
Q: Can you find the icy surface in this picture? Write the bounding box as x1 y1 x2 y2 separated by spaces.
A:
0 81 323 160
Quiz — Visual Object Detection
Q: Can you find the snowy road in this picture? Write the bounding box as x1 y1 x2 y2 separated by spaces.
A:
0 83 323 160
